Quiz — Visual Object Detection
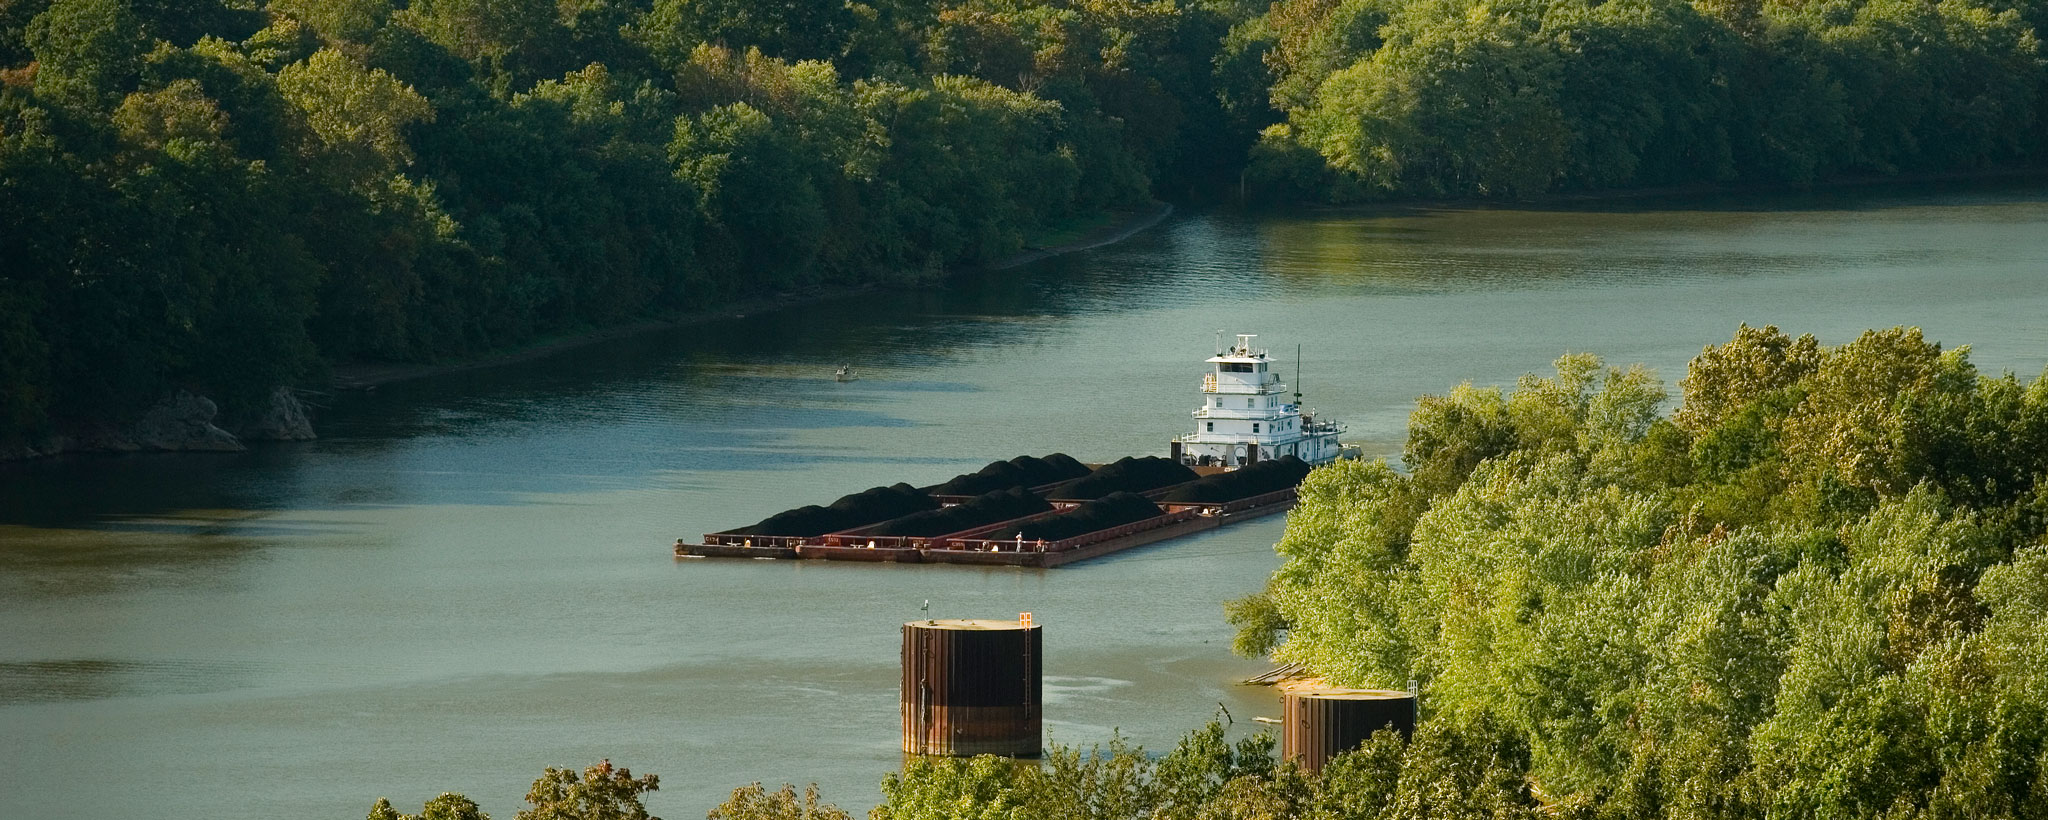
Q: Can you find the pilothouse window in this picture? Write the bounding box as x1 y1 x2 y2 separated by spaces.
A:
1221 363 1255 373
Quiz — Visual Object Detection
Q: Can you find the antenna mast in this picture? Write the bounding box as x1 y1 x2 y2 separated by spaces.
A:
1295 344 1304 404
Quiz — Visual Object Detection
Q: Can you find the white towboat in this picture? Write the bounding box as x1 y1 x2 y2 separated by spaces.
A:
1171 333 1348 468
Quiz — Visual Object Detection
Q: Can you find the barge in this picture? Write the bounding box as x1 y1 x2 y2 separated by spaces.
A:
673 334 1349 568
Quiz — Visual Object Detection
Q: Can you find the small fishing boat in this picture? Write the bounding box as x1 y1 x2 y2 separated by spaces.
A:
835 364 858 382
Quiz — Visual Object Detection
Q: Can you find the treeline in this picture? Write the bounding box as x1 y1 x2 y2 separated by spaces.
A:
378 721 1548 820
1233 0 2048 198
4 0 2047 441
0 0 1231 438
1221 325 2048 818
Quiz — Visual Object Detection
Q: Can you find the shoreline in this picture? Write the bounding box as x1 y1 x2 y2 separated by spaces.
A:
328 201 1176 391
1276 166 2048 215
0 201 1178 461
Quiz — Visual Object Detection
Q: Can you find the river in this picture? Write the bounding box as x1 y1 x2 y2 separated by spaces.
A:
3 180 2046 820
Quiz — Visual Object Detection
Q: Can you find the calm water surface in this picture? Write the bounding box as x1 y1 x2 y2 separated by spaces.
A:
4 181 2047 819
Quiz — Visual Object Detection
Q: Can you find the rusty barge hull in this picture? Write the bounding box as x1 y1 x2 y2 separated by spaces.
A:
676 487 1296 569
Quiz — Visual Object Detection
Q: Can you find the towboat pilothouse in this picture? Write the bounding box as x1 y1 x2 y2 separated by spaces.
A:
1171 333 1348 468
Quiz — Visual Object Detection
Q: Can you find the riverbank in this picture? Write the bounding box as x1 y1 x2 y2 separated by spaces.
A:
0 201 1175 461
328 201 1175 391
1276 165 2048 214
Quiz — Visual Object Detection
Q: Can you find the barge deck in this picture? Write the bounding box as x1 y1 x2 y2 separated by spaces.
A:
675 486 1297 568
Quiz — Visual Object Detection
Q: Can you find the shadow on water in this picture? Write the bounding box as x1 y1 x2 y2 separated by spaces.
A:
0 658 267 705
305 248 1178 457
0 446 315 528
1234 194 2029 295
1255 172 2048 218
0 250 1150 534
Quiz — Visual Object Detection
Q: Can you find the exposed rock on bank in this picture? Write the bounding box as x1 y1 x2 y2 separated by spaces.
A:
131 392 244 452
0 387 316 461
234 387 317 442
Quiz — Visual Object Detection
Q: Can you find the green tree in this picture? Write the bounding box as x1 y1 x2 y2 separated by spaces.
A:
398 0 562 83
1674 323 1819 435
637 0 855 64
708 783 851 820
275 46 432 183
25 0 148 109
1239 325 2048 817
367 793 491 820
271 0 393 46
1296 4 1569 197
516 759 661 820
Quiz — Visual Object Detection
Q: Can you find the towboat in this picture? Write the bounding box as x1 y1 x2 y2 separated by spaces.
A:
1171 333 1348 468
674 333 1351 566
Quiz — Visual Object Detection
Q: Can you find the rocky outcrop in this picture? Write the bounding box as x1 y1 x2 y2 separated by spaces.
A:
234 387 316 441
128 392 244 452
0 387 321 461
0 438 55 460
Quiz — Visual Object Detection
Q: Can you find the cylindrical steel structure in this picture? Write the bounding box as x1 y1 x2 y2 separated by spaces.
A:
902 619 1042 757
1282 687 1415 773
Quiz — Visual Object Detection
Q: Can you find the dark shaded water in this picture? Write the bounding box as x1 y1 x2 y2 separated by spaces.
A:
3 180 2046 819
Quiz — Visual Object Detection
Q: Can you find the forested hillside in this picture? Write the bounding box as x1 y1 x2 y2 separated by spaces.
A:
0 0 1229 441
2 0 2044 443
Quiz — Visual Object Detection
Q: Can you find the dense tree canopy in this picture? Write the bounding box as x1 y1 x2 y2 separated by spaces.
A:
1240 0 2045 198
1 0 1201 439
1225 325 2048 818
2 0 2044 440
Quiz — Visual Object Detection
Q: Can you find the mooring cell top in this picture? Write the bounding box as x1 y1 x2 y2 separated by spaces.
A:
905 618 1037 630
1286 687 1413 700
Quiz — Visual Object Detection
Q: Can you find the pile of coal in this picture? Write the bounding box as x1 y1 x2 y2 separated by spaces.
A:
1157 456 1313 503
867 486 1054 537
985 492 1166 544
928 453 1091 495
1045 456 1198 500
732 483 938 536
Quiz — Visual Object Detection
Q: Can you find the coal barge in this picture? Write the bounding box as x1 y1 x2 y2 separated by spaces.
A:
673 334 1350 568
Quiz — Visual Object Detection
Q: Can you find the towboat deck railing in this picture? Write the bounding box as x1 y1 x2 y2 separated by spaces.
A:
703 532 809 549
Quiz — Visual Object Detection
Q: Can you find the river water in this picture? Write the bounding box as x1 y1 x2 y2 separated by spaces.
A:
3 180 2046 820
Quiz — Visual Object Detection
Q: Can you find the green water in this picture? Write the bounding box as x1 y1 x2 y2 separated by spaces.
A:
3 180 2046 819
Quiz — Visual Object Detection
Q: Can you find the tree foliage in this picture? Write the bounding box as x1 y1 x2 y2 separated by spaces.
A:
1242 0 2046 200
1230 325 2048 817
861 717 1541 820
1 0 2044 441
365 760 658 820
1 0 1192 441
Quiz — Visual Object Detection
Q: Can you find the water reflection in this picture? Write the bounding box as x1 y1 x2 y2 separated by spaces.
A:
0 658 265 704
0 447 313 527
